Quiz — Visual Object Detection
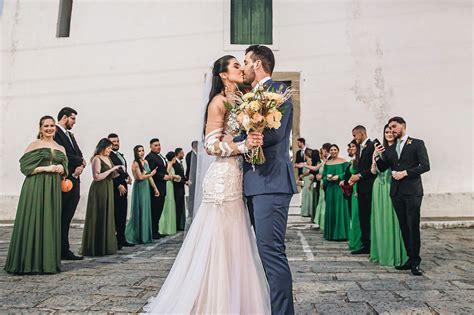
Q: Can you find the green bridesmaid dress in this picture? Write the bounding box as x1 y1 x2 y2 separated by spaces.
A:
4 148 68 274
313 163 325 230
300 167 313 217
125 163 153 244
81 158 118 256
370 169 408 266
348 164 362 251
159 167 177 235
323 162 350 241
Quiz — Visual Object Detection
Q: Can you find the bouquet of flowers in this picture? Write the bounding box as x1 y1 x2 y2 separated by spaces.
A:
225 84 294 168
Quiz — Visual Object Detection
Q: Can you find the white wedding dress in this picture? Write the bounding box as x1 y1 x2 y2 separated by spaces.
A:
144 102 271 314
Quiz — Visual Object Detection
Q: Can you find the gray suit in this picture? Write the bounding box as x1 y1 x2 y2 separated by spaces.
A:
242 79 297 315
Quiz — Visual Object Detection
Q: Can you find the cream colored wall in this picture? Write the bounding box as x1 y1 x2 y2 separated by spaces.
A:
1 0 472 220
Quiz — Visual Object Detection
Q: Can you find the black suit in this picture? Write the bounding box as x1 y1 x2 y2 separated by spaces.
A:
295 149 305 176
145 152 168 236
109 151 130 244
309 151 321 221
54 126 83 256
377 137 430 266
173 159 186 231
355 139 376 249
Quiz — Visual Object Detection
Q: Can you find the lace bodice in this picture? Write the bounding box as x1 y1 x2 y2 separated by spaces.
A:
202 111 244 205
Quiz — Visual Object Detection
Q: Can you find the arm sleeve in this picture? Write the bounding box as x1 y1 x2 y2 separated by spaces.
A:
406 140 430 177
204 100 248 157
262 100 292 148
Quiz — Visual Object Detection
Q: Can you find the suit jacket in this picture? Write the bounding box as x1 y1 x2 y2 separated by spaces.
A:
145 152 168 197
242 79 298 197
356 139 376 194
109 151 130 192
295 149 305 176
376 137 430 197
173 160 186 196
185 151 193 181
54 126 84 179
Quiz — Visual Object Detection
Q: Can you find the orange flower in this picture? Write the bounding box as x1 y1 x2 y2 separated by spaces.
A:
266 110 282 129
252 112 264 124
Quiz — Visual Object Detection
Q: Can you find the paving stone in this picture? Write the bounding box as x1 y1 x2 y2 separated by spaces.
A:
451 280 474 290
314 302 375 314
357 280 408 291
36 295 106 311
394 289 448 301
1 293 51 308
425 299 474 314
347 290 400 303
369 300 433 314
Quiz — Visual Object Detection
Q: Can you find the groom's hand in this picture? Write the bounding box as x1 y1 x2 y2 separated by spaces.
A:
246 132 263 149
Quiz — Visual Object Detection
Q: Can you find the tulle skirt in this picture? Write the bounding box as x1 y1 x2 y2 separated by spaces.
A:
143 198 271 314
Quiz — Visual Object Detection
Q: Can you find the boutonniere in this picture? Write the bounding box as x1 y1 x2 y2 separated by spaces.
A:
407 139 413 145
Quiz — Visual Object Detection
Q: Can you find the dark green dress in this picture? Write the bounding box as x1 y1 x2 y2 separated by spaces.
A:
323 162 350 241
4 148 68 274
348 164 362 251
370 169 408 266
159 167 177 235
125 163 153 244
300 167 313 217
81 158 117 256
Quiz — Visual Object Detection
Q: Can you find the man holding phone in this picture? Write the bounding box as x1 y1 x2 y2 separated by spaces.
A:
349 125 376 254
374 117 430 276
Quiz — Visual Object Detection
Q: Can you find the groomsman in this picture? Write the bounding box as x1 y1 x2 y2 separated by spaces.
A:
108 133 134 249
349 125 376 254
173 148 189 231
186 141 198 218
146 138 171 239
294 138 306 176
375 117 430 276
54 107 84 260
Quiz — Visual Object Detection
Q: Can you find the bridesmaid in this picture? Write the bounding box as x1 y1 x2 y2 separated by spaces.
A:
323 144 350 241
81 138 121 256
159 151 180 236
299 148 314 218
370 125 408 266
347 140 362 251
313 149 326 230
125 145 160 245
5 116 67 274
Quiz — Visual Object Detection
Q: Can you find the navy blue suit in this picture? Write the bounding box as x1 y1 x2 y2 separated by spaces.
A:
239 79 297 315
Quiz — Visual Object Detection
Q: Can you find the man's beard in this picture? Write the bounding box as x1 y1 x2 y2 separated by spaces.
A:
112 147 119 151
243 68 255 85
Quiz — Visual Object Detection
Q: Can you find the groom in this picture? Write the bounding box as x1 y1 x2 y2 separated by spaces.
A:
239 45 298 315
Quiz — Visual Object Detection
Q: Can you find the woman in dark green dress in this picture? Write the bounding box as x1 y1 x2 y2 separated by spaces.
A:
347 141 362 251
81 138 122 256
323 144 350 241
159 151 180 236
370 125 408 266
125 145 160 244
5 116 68 274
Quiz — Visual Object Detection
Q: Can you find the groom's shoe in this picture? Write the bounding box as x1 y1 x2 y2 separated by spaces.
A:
411 264 423 276
62 251 83 261
395 261 412 271
351 247 370 255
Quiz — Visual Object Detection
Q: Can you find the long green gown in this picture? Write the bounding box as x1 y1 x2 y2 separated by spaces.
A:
370 169 408 266
125 162 153 244
323 162 350 241
313 163 325 230
81 158 117 256
4 148 68 274
159 167 177 235
300 167 313 217
348 164 362 251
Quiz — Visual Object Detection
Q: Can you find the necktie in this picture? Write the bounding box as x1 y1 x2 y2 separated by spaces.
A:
396 139 402 158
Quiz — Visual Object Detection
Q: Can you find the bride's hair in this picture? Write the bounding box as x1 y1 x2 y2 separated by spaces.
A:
203 55 236 136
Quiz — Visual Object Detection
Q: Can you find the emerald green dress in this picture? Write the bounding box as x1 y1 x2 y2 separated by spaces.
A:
300 167 313 217
4 148 68 274
159 167 177 235
81 158 117 256
370 169 408 266
313 163 325 230
125 162 153 244
348 164 362 251
323 162 350 241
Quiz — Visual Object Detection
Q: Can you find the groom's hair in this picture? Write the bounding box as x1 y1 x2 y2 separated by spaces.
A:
388 116 406 126
245 45 275 74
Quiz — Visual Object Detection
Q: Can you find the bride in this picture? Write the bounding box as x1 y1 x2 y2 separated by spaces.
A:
143 55 271 314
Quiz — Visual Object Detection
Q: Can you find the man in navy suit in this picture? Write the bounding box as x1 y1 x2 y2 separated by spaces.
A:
240 45 298 315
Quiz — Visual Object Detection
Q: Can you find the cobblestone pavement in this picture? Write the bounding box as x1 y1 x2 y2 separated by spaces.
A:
0 212 473 314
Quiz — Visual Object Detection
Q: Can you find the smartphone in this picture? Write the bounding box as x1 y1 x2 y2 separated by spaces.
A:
373 138 381 147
